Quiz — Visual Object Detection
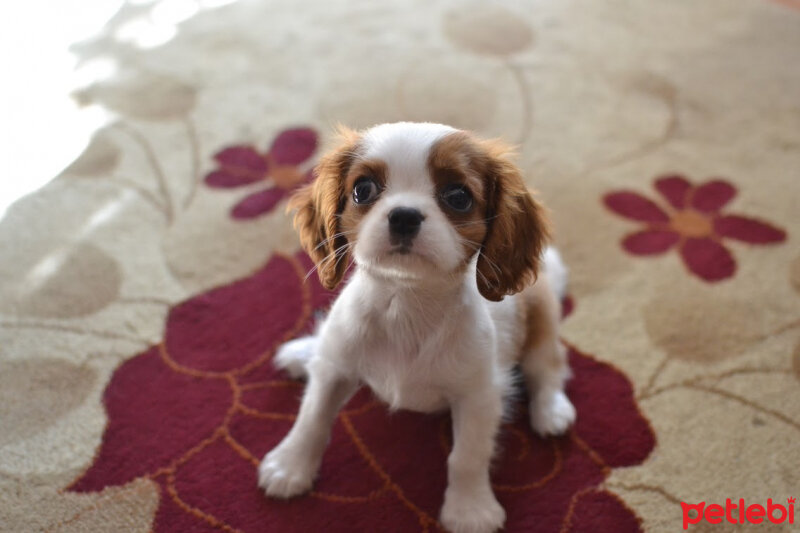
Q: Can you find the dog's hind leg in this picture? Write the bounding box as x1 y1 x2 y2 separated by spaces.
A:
517 276 576 436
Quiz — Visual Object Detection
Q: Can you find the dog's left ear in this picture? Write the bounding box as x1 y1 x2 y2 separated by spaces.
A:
476 141 550 301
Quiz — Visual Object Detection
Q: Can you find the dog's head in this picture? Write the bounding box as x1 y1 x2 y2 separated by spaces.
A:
288 122 550 301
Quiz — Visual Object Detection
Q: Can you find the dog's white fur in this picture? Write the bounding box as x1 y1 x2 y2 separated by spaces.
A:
259 123 575 533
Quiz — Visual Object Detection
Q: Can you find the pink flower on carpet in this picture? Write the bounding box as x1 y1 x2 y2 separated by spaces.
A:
604 175 786 282
205 127 318 219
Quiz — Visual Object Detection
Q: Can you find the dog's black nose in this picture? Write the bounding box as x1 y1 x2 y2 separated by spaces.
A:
388 207 424 240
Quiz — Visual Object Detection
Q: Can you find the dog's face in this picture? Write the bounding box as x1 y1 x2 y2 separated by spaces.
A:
289 122 550 301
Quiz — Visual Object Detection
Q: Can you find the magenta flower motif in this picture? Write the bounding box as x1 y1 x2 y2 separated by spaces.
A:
205 127 318 219
604 175 787 282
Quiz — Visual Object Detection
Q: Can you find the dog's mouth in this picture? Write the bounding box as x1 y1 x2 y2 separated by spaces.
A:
358 242 446 281
375 243 435 267
388 244 412 255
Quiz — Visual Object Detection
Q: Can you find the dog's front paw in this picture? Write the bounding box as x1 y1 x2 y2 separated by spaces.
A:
258 444 316 498
530 389 576 437
273 336 316 379
440 487 506 533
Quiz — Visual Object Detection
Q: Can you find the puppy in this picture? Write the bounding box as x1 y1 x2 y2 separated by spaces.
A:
258 122 575 533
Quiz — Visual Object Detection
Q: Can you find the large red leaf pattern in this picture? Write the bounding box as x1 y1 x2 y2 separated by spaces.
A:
566 490 643 532
164 255 308 374
69 346 232 491
69 253 654 532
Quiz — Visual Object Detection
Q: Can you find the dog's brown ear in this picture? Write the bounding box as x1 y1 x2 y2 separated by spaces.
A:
288 126 359 289
476 140 550 301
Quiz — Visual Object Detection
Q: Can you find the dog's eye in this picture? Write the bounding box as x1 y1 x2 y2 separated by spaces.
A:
441 184 473 212
353 177 380 205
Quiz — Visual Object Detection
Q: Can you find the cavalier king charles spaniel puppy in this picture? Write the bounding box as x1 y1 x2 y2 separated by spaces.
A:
258 122 575 533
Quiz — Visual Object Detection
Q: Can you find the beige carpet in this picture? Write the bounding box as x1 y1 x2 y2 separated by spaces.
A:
1 1 799 531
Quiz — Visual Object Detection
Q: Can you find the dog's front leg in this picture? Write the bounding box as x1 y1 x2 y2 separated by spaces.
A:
258 358 357 498
440 387 505 533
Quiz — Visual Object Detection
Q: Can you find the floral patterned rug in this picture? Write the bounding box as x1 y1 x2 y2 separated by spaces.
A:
1 1 798 532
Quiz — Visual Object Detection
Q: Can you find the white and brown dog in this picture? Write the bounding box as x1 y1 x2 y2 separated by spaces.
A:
259 122 575 533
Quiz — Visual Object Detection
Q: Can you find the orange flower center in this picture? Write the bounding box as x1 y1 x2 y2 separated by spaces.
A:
271 165 303 189
670 209 713 238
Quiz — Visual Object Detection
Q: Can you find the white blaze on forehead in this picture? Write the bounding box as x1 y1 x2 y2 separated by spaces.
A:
361 122 457 191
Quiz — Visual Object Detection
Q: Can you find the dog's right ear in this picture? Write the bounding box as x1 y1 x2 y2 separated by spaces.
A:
475 139 551 302
288 126 359 290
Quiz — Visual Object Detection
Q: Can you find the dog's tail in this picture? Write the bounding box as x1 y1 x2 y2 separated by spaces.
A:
541 246 568 300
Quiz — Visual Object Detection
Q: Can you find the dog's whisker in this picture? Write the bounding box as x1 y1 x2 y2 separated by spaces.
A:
451 215 498 229
304 241 355 282
458 238 503 279
312 229 359 252
479 251 503 278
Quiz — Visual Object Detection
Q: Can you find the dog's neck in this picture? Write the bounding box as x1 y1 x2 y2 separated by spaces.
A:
356 263 473 317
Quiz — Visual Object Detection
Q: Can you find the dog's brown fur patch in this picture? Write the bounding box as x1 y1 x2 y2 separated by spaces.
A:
427 132 489 260
288 126 361 289
338 158 389 244
429 132 551 301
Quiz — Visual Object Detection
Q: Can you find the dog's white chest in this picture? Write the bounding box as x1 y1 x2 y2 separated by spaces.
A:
354 315 452 413
332 280 490 414
359 352 449 413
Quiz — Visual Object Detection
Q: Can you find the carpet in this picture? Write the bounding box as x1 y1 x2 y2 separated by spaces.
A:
1 1 798 532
